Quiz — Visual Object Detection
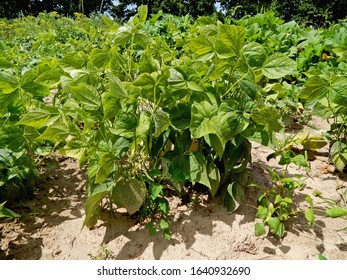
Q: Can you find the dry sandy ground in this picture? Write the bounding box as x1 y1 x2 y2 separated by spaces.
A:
1 118 347 260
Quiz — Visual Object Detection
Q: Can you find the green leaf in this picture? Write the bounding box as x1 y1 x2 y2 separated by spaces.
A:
189 152 209 186
255 222 266 236
305 209 315 227
187 81 204 92
158 197 169 214
95 153 115 184
102 91 121 120
223 182 245 213
216 103 249 142
133 73 156 89
17 108 59 128
251 106 283 132
333 47 347 62
112 178 146 215
0 202 20 219
138 5 148 23
151 183 163 198
21 81 50 97
330 141 347 173
262 53 296 79
233 56 257 99
204 134 224 158
0 58 15 69
256 205 269 220
108 73 128 99
267 217 282 236
207 162 221 197
218 24 245 56
38 125 69 143
84 183 112 228
274 194 282 205
299 76 328 100
163 229 171 240
305 195 314 208
153 109 171 138
90 49 110 69
133 29 149 48
302 137 327 151
170 103 191 131
59 139 88 160
326 207 347 218
136 111 151 141
189 34 214 58
242 42 267 67
159 219 169 230
110 111 137 138
187 152 220 196
69 84 101 111
190 100 218 139
114 24 133 45
0 71 19 93
60 52 86 69
34 69 63 87
329 76 347 106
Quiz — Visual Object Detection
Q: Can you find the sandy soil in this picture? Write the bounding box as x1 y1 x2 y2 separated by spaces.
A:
1 118 347 260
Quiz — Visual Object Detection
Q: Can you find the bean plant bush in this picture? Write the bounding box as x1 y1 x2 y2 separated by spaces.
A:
1 7 346 237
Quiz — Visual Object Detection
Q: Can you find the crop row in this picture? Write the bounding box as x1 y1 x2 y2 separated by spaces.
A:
1 7 346 237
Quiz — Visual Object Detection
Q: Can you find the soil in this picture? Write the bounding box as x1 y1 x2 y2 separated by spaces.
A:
1 117 347 260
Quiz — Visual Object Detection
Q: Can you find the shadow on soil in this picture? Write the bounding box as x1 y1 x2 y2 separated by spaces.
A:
0 157 85 260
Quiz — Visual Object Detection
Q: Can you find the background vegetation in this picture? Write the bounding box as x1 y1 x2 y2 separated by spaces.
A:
1 0 347 26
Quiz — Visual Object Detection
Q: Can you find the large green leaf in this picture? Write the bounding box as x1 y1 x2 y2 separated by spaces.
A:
38 125 70 143
218 24 245 56
170 103 191 131
114 24 133 45
299 76 328 100
102 91 122 120
136 111 151 141
133 73 156 89
69 84 101 110
153 109 171 138
17 108 59 128
0 59 15 69
328 76 347 106
0 72 19 93
188 152 209 186
90 49 110 69
242 42 267 67
21 81 50 97
262 53 296 79
255 222 266 236
138 5 148 23
190 97 218 139
110 111 137 138
95 153 115 184
251 106 283 132
112 178 146 215
189 34 214 57
84 183 113 228
34 69 63 87
108 73 128 99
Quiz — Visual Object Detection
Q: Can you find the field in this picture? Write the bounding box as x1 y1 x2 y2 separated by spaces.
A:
1 6 347 259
